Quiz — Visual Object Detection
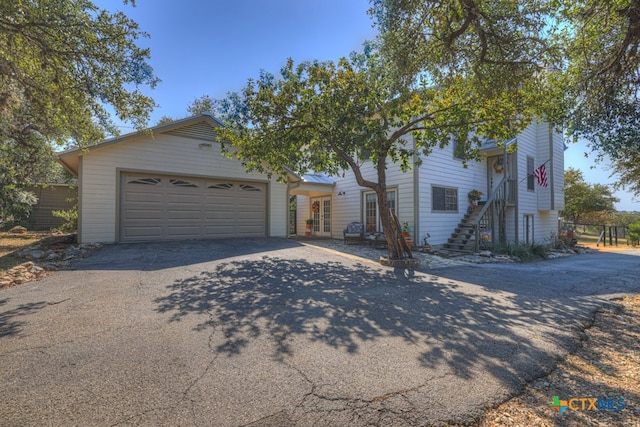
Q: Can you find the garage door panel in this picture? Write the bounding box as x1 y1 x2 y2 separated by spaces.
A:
122 226 165 238
123 209 163 220
167 225 202 237
121 172 266 242
204 211 235 221
167 209 202 220
166 193 203 204
124 192 164 203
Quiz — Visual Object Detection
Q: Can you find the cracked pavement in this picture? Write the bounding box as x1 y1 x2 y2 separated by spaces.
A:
0 238 639 426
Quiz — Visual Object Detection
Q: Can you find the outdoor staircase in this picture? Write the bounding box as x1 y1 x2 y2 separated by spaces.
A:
442 204 485 253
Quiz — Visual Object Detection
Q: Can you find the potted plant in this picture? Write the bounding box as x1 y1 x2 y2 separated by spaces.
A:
305 218 313 236
401 222 412 248
467 189 483 206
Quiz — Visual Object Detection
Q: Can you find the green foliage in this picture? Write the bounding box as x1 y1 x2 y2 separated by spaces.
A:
1 0 157 225
214 45 530 259
369 1 640 190
561 0 640 162
627 221 640 247
0 188 38 228
611 211 640 227
0 126 59 225
563 168 619 224
0 0 158 146
612 146 640 199
628 222 640 247
492 241 549 262
52 204 78 233
188 95 216 116
369 0 565 125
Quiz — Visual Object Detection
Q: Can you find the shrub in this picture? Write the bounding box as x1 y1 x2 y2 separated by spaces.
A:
52 203 78 233
628 221 640 247
492 241 549 262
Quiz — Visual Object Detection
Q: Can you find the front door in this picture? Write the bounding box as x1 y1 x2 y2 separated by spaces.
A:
311 197 331 237
487 154 505 196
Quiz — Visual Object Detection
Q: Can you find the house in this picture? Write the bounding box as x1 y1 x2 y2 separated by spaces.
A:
56 114 288 244
291 121 565 250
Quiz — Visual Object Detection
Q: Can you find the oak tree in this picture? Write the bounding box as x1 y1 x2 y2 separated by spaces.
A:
214 48 532 259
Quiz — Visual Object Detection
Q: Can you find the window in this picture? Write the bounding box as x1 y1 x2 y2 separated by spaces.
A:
239 184 262 192
128 177 161 185
208 183 233 190
363 190 397 233
170 179 198 188
527 156 535 191
432 186 458 212
452 137 465 160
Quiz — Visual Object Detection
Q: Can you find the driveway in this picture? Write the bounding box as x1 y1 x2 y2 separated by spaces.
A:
1 239 639 426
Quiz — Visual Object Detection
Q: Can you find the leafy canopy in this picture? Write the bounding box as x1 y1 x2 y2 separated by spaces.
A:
0 0 159 145
563 168 619 224
1 0 158 224
214 46 538 258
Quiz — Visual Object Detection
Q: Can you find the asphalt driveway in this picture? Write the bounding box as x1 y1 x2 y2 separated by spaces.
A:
1 238 639 426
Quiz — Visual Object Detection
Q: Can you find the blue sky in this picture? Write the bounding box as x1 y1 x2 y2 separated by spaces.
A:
96 0 638 211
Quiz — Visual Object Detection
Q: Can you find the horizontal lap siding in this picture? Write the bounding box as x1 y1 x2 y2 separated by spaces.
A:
419 144 486 246
331 159 415 240
79 134 286 243
515 123 561 243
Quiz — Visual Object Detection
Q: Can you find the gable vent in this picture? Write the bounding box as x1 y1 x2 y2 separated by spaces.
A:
165 122 218 141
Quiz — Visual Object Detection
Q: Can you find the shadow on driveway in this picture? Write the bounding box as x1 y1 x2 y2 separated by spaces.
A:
154 254 601 387
73 238 303 271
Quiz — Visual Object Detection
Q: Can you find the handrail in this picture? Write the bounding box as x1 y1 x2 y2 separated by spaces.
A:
471 175 508 251
470 175 508 227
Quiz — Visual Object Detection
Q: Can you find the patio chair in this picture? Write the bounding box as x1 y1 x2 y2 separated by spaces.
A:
343 222 364 244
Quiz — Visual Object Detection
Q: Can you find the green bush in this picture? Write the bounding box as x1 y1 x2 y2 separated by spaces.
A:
52 204 78 233
492 241 549 262
628 221 640 247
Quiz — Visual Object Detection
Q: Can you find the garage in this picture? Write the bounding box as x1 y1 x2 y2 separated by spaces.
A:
56 114 287 244
120 172 267 242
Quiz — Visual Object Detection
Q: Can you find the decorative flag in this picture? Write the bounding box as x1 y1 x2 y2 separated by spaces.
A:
533 164 548 187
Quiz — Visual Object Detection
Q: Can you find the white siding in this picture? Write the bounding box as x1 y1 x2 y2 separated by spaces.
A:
78 133 287 243
552 130 565 210
292 121 564 247
419 143 486 246
331 158 415 240
513 123 561 244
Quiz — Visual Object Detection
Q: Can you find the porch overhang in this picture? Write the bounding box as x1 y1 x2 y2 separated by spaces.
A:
289 173 335 197
479 137 517 155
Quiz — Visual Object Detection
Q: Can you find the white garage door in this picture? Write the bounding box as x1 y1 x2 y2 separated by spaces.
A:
120 172 266 242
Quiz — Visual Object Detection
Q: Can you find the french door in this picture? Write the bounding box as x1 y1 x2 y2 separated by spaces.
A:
311 196 331 237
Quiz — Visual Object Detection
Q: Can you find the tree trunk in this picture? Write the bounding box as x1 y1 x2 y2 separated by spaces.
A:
377 188 403 259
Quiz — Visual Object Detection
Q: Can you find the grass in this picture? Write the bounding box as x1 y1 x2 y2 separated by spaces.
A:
0 232 48 273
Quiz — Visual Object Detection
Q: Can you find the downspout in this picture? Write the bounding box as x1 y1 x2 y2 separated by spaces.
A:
413 140 420 247
287 178 302 239
548 125 555 210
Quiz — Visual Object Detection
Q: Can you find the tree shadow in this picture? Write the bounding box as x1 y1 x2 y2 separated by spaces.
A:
0 298 57 338
73 238 303 271
154 255 603 387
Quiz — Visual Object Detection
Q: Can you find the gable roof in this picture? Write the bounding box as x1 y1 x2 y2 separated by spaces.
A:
56 113 224 176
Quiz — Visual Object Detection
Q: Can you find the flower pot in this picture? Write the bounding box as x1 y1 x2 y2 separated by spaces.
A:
402 233 412 248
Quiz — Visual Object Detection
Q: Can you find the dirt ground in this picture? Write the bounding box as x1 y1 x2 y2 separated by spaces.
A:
0 231 49 272
471 294 640 426
1 233 638 426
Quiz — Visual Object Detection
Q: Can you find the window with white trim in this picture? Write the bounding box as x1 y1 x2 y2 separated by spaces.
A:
527 156 535 191
363 190 397 233
432 186 458 212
